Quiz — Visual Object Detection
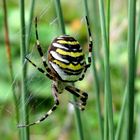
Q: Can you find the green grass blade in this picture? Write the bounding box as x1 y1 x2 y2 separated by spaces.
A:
19 0 29 139
3 0 19 123
115 86 128 140
83 0 89 18
54 0 65 34
98 0 114 139
26 0 35 51
126 0 136 139
104 87 109 140
115 1 138 139
54 0 84 139
105 0 111 140
83 1 103 140
135 5 140 74
106 0 110 46
73 96 84 140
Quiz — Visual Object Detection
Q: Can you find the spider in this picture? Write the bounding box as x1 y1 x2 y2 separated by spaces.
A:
18 16 93 127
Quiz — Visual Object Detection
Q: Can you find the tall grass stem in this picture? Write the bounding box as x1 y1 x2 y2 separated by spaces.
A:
26 0 35 52
54 0 84 139
135 7 140 74
83 1 103 140
115 1 138 139
106 0 110 46
19 0 29 139
54 0 65 34
3 0 19 123
98 0 114 139
127 0 136 139
105 0 111 139
104 87 109 140
115 86 128 140
73 96 84 140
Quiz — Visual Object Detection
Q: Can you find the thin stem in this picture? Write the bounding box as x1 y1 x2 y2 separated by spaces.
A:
98 0 114 139
19 0 29 139
115 85 128 140
73 96 84 140
115 1 138 139
127 0 136 139
26 0 35 52
54 0 66 34
2 0 19 122
54 1 84 140
104 87 109 140
106 0 111 140
135 5 140 75
106 0 110 46
83 1 103 140
83 0 89 18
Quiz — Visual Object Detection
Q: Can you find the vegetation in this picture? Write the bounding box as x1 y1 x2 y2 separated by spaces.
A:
0 0 139 140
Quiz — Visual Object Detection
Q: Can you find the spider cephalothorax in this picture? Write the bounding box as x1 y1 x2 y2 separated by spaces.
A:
18 16 92 128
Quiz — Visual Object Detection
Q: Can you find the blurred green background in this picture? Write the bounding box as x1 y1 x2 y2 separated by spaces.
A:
0 0 139 140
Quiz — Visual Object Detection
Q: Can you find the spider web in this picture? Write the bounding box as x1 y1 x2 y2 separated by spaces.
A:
18 2 58 120
1 0 86 135
1 0 56 125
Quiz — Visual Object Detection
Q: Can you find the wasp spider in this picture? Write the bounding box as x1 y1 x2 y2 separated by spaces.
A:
18 16 93 127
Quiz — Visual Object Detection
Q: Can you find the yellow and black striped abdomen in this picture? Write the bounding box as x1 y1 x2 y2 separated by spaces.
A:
48 35 85 82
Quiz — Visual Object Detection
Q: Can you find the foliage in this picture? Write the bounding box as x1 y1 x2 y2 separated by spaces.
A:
0 0 139 140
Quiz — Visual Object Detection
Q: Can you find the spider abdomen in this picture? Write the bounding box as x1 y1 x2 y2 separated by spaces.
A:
48 35 85 82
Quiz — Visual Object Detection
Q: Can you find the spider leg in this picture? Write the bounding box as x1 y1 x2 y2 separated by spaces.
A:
79 16 93 81
86 16 93 67
34 17 50 73
65 85 88 111
78 64 89 81
25 57 54 80
18 82 59 128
